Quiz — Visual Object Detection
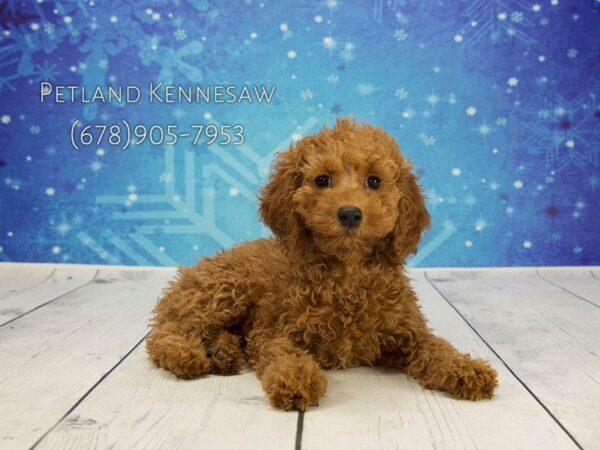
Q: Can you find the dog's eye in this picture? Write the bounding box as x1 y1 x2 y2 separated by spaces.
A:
315 174 332 188
366 176 381 190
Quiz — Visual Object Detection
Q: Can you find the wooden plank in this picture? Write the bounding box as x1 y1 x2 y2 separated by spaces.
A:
427 269 600 450
0 266 98 326
301 271 577 450
537 268 600 308
37 347 298 450
0 268 175 450
0 266 56 299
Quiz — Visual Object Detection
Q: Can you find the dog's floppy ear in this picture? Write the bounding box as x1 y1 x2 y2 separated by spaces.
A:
259 146 304 238
389 162 431 265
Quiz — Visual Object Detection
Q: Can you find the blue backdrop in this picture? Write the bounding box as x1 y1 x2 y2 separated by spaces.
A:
1 0 599 267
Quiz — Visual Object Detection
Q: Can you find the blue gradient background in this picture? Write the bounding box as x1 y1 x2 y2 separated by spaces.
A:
0 0 599 267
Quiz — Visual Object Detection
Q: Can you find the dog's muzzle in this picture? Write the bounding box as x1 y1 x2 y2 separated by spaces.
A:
338 206 362 229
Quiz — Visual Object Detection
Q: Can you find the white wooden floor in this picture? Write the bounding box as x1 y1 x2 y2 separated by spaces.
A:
0 264 599 450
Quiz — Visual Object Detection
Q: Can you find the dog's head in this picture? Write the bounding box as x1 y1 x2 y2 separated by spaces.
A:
260 118 430 265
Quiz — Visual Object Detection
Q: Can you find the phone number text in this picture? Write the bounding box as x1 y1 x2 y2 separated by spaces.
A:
70 120 244 150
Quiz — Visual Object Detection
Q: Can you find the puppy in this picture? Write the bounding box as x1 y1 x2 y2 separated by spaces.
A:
146 118 497 411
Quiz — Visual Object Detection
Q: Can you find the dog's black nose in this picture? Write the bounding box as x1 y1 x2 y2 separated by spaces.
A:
338 206 362 228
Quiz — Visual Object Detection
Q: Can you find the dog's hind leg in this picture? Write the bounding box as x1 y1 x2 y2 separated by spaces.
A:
146 263 251 378
207 331 244 375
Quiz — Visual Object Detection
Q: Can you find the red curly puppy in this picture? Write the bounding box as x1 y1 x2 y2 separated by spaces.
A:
146 118 497 410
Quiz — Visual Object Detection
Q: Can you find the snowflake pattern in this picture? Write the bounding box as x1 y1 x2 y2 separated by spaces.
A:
0 0 598 267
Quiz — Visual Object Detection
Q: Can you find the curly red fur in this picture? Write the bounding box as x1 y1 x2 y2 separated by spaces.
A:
146 118 497 410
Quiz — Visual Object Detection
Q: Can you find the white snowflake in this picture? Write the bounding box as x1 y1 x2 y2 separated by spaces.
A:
507 77 519 87
30 125 41 134
56 222 71 235
565 139 575 149
466 106 477 116
522 240 532 249
43 22 55 34
402 109 414 119
394 29 408 41
451 167 461 176
573 246 582 254
511 11 523 23
496 117 507 126
159 173 173 184
465 240 473 248
0 114 10 125
45 187 55 196
287 50 297 59
327 74 339 84
229 187 239 196
497 12 508 21
90 161 103 173
300 89 313 100
464 195 477 206
52 246 61 255
538 109 550 118
395 88 408 99
426 94 439 105
323 36 336 49
475 219 487 232
567 48 578 59
174 29 187 41
553 107 568 119
356 83 375 96
513 180 524 189
532 4 541 12
453 34 463 43
314 15 323 23
420 134 436 146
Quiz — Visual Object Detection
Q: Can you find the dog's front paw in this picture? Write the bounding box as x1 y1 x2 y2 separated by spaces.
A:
449 357 498 400
261 355 327 411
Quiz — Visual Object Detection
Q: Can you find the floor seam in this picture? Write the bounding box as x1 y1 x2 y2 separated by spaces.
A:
536 270 600 309
0 270 100 329
29 332 149 449
424 271 583 450
295 411 304 450
0 268 57 301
